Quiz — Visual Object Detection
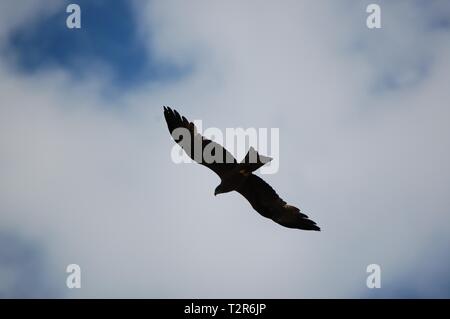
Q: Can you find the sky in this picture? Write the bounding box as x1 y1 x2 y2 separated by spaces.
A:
0 0 450 298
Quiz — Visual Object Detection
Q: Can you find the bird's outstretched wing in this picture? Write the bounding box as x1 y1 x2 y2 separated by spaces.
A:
237 175 320 231
163 106 237 178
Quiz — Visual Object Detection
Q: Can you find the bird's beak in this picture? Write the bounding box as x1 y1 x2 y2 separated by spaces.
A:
214 190 218 196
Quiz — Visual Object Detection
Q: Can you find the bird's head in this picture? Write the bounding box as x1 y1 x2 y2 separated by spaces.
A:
214 184 225 196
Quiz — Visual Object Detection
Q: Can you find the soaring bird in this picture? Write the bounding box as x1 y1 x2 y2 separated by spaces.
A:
163 106 320 231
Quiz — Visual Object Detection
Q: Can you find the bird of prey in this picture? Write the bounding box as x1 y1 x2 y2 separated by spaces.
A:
163 106 320 231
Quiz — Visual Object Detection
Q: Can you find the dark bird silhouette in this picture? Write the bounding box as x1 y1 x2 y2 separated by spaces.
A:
163 106 320 231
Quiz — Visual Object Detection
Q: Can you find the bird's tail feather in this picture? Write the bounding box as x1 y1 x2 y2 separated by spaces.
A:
239 147 272 173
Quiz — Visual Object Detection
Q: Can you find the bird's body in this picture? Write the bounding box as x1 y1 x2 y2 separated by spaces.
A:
163 106 320 231
215 165 249 194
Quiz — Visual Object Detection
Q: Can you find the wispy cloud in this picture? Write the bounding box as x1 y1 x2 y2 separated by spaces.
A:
0 231 61 298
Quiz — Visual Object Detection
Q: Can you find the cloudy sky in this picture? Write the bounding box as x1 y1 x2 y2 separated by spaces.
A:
1 0 450 298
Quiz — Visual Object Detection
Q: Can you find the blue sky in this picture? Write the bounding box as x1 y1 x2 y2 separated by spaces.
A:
1 1 450 298
5 0 190 89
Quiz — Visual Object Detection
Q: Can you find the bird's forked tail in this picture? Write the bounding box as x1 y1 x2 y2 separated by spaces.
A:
239 147 272 174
